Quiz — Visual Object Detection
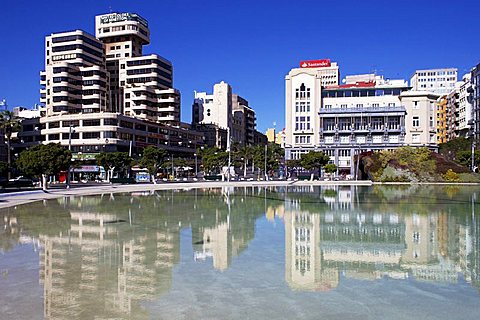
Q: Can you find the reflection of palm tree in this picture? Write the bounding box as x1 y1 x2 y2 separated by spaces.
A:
0 110 20 179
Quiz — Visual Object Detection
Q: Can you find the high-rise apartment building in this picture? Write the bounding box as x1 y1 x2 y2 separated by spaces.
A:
410 68 458 94
95 13 179 123
192 81 259 147
458 74 474 138
40 30 108 116
470 64 480 140
17 12 203 158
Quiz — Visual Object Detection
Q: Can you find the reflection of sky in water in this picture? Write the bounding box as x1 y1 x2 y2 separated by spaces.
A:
0 186 479 319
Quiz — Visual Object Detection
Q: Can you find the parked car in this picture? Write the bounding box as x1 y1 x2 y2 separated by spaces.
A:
7 176 34 188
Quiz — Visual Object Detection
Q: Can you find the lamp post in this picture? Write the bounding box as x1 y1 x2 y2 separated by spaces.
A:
226 127 231 181
264 144 267 181
469 119 476 172
171 154 174 180
66 125 75 189
194 153 198 177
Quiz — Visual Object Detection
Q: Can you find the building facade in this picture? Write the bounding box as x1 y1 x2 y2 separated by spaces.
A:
457 74 474 138
471 64 480 140
410 68 458 95
40 30 109 116
16 12 202 158
192 81 261 147
317 77 410 173
400 91 439 147
284 60 340 157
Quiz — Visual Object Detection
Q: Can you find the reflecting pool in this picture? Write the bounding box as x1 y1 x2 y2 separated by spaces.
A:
1 185 480 319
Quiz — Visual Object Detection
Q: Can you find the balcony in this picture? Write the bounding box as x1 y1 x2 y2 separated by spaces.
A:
319 105 406 116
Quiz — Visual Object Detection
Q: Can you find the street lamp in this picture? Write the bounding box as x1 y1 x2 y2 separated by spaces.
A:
66 125 75 189
264 144 267 181
194 153 198 177
469 119 476 172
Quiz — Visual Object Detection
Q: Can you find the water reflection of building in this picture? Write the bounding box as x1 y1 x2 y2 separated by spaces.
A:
38 206 180 319
285 204 339 291
192 187 265 271
283 186 480 292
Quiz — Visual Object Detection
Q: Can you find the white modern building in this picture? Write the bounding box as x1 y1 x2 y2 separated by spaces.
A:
95 13 179 123
193 81 232 130
458 74 474 138
192 81 259 147
410 68 457 95
16 12 203 158
284 59 340 159
40 30 108 116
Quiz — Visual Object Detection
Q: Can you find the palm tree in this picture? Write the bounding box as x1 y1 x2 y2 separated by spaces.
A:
0 110 20 179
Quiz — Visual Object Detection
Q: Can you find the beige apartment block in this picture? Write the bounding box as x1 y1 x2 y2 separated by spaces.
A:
400 91 439 147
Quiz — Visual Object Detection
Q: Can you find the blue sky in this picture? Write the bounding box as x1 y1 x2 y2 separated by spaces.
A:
1 0 479 132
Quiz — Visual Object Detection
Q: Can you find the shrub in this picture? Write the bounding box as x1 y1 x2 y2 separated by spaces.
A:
443 169 459 182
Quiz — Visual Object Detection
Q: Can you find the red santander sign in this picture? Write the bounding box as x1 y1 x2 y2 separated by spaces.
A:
300 59 331 68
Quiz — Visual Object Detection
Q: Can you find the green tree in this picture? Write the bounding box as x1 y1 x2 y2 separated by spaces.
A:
300 151 330 180
199 147 228 174
0 161 8 177
457 150 480 169
95 152 132 181
16 143 71 190
139 146 167 183
324 163 337 179
0 110 21 179
438 137 472 161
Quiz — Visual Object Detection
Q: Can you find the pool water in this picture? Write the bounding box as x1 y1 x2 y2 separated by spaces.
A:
1 185 479 319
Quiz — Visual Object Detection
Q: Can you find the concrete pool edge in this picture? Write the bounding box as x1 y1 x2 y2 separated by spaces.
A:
0 180 373 209
1 179 479 209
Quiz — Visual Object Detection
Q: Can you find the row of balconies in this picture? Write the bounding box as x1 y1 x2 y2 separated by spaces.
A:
319 105 406 114
320 126 405 133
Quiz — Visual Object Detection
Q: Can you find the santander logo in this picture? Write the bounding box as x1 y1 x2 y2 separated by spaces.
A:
300 59 331 68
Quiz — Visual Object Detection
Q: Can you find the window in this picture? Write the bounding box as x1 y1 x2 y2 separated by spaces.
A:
412 116 420 127
83 119 100 126
295 116 310 131
83 132 100 139
356 104 363 108
104 118 118 126
104 131 117 138
413 101 419 109
296 83 309 100
412 134 420 143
